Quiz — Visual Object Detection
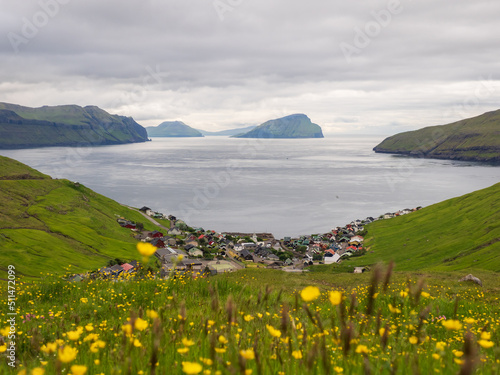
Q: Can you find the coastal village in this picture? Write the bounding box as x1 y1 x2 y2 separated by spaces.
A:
92 205 422 279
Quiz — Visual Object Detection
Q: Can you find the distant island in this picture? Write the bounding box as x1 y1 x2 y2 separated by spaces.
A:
0 102 148 149
197 125 257 136
233 114 324 139
146 121 203 137
374 109 500 163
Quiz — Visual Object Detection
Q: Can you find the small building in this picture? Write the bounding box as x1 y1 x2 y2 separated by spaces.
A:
239 249 254 261
188 248 204 258
354 267 369 274
168 227 182 236
324 252 340 264
149 230 164 238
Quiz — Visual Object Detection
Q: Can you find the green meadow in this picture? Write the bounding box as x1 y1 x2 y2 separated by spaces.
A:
0 156 164 279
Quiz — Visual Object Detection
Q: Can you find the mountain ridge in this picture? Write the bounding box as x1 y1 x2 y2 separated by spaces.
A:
233 114 324 139
0 102 148 149
146 121 203 137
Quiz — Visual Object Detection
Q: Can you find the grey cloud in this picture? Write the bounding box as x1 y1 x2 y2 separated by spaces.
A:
1 0 499 132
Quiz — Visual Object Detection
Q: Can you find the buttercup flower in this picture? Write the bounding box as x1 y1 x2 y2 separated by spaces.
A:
329 291 342 306
239 349 255 360
300 286 320 302
182 362 203 374
70 365 88 375
58 346 78 363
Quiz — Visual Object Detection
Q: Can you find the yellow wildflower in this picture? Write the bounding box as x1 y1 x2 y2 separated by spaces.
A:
409 336 418 345
83 333 99 342
334 367 344 373
480 332 491 340
243 315 254 322
421 292 430 298
178 347 190 354
90 340 105 353
432 353 440 360
41 342 58 354
436 342 447 351
80 298 88 304
464 318 476 324
182 362 203 374
200 358 213 366
134 318 148 331
122 324 132 335
478 340 494 349
66 330 81 341
182 338 195 347
85 324 94 332
58 346 78 363
329 291 342 306
218 336 228 344
291 350 303 359
0 345 6 353
147 310 159 319
266 325 282 338
442 320 462 330
300 286 320 302
31 368 45 375
214 348 226 354
239 349 255 360
137 242 157 257
133 339 142 347
388 304 401 314
70 365 88 375
355 345 369 354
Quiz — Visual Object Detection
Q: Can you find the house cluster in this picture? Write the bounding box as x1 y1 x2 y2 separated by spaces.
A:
107 205 423 279
96 261 139 278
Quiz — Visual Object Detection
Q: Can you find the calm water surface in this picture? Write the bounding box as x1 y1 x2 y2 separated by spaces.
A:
1 136 498 238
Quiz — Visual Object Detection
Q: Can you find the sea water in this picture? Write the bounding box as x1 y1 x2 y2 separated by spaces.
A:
1 135 498 238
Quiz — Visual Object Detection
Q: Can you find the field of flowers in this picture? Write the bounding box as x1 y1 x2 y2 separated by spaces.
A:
1 261 499 375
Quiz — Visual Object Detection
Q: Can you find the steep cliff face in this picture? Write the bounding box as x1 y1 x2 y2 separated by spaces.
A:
0 102 148 149
234 114 324 139
374 110 500 163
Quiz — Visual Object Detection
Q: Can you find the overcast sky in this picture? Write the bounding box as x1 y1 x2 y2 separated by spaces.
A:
1 0 500 134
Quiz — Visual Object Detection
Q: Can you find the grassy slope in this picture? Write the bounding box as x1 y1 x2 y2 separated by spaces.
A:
374 109 500 162
346 182 500 272
0 156 163 278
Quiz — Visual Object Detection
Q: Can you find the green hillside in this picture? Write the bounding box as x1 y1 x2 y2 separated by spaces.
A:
0 156 163 279
234 114 324 138
347 183 500 272
0 102 148 149
146 121 203 137
374 109 500 162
